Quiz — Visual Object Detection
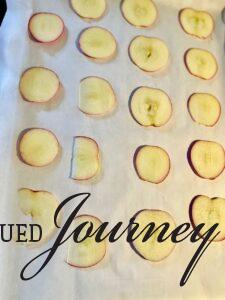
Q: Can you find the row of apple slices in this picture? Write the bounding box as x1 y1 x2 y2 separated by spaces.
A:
19 67 221 127
69 139 225 182
128 36 218 79
130 89 221 128
16 129 225 183
17 130 100 181
18 190 225 267
121 3 214 40
28 5 214 40
77 28 218 80
27 13 218 79
71 0 157 27
17 191 176 264
17 131 100 180
17 190 176 264
135 140 225 183
19 68 116 116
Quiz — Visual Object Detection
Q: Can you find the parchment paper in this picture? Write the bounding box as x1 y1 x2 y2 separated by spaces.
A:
1 0 225 299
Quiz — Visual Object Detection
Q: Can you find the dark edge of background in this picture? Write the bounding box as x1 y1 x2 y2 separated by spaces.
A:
0 0 7 26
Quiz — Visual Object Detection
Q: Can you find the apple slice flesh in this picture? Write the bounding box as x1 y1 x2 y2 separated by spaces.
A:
190 195 225 242
129 36 169 72
18 128 60 167
19 67 60 103
79 76 116 116
71 0 106 20
66 215 106 267
130 87 172 127
134 146 170 183
78 27 117 61
18 188 60 245
70 136 100 180
28 13 64 43
131 209 176 261
184 48 218 80
179 8 214 39
188 93 221 127
188 140 225 179
121 0 157 28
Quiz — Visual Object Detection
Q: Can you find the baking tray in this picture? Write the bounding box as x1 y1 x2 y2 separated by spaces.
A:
1 0 225 299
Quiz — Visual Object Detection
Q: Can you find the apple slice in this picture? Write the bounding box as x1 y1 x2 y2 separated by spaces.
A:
121 0 157 28
188 93 221 127
19 67 60 103
78 27 117 61
190 195 225 242
188 140 225 179
28 13 64 43
179 8 214 39
79 76 116 116
18 188 61 245
18 128 60 167
134 146 170 183
131 209 176 261
70 0 106 20
66 215 106 267
129 36 169 72
130 87 172 127
184 48 218 80
70 136 100 180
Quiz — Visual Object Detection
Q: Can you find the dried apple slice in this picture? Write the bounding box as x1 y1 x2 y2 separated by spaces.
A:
18 128 60 167
129 36 169 72
121 0 157 28
78 27 117 61
131 209 176 261
70 136 100 180
19 67 60 103
190 195 225 242
79 76 116 116
70 0 106 20
179 8 214 39
188 140 225 179
130 87 172 127
28 13 64 43
184 48 218 80
66 215 106 267
188 93 221 127
18 188 61 244
134 146 170 183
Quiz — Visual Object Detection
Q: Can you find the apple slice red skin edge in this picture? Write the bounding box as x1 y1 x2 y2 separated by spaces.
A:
128 86 172 127
189 195 225 242
184 49 218 80
19 187 54 194
76 27 117 62
178 8 215 39
17 128 61 167
69 0 106 21
133 145 171 184
65 214 107 268
120 0 158 29
78 76 117 117
129 87 147 126
28 12 65 44
187 93 221 127
70 136 100 181
129 209 175 261
187 140 225 180
19 67 61 103
128 36 169 73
